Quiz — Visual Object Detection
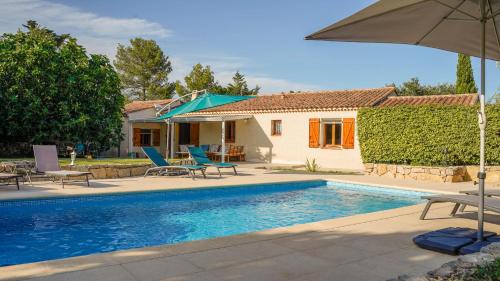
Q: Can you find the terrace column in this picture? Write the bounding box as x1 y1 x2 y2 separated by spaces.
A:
128 121 133 157
170 122 175 159
221 120 225 163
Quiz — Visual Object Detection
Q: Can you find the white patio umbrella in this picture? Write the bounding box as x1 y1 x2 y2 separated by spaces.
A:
307 0 499 241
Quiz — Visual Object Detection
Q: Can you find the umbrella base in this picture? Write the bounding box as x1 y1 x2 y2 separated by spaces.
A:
413 227 496 255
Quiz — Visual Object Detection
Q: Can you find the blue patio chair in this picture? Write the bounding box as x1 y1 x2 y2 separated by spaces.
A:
187 146 238 177
141 147 206 179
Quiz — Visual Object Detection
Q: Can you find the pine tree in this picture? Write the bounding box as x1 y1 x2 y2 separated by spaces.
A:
456 54 478 94
226 71 260 96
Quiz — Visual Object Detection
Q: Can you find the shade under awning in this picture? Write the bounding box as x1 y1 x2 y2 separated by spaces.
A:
169 115 253 123
158 93 254 120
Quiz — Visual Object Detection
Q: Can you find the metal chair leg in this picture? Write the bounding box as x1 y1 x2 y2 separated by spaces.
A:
232 166 238 175
86 174 90 187
201 169 206 178
217 167 222 177
458 204 467 213
15 177 19 190
420 201 432 220
450 203 461 216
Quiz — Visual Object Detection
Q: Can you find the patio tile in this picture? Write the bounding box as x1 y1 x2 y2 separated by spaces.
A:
25 265 136 281
355 253 431 280
270 230 352 251
180 241 293 270
381 246 456 270
210 252 331 281
157 271 220 281
121 256 202 281
302 244 376 266
290 263 387 281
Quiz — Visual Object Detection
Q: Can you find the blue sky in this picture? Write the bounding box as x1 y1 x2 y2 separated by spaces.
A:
1 0 498 98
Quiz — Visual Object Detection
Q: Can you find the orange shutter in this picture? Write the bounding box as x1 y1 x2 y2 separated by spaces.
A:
309 118 320 148
190 123 200 146
342 118 355 149
133 128 141 147
152 129 161 146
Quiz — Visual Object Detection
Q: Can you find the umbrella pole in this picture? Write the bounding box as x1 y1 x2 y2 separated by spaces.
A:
477 0 487 242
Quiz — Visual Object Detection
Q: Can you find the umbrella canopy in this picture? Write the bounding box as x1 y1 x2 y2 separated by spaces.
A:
306 0 500 60
307 0 499 242
158 93 255 120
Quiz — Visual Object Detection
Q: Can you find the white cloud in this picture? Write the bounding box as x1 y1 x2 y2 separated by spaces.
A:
0 0 171 58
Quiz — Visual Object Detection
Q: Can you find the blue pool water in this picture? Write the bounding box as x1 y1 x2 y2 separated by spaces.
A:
0 180 428 266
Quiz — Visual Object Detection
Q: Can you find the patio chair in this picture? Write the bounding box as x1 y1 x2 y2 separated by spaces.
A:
141 147 206 179
176 145 193 159
33 145 91 188
420 194 500 220
457 189 500 212
187 146 238 177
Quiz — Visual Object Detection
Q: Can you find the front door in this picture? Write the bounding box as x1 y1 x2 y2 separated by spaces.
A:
178 123 200 146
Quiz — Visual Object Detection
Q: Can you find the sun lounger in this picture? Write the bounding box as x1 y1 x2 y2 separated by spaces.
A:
141 147 206 179
457 189 500 212
0 173 22 190
420 194 500 220
33 145 91 188
187 146 238 177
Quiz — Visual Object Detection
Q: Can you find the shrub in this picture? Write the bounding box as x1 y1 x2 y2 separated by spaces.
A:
305 158 320 172
357 104 500 166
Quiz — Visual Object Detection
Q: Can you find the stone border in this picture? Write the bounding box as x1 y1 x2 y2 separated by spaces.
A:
365 163 500 183
61 164 152 179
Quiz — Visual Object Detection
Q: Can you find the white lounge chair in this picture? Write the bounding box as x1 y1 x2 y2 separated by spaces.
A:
420 194 500 220
33 145 91 188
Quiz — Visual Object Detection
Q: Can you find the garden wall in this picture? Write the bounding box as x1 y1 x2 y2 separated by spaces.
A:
365 163 500 183
61 164 151 179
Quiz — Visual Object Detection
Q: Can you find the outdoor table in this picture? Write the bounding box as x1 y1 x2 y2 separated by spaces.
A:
0 173 23 190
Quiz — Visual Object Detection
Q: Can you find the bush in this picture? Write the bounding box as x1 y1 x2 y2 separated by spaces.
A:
357 104 500 166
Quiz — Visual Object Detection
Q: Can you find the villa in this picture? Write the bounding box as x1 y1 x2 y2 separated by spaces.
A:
118 88 478 171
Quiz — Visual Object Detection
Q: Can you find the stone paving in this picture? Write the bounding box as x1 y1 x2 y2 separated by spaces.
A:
1 165 499 281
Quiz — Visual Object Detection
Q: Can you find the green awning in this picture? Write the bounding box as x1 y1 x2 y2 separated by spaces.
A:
158 93 255 120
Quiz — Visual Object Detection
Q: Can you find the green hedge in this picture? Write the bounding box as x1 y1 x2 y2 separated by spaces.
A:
357 104 500 166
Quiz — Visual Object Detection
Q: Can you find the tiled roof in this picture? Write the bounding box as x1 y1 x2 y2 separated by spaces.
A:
379 94 478 107
124 99 173 113
197 87 395 113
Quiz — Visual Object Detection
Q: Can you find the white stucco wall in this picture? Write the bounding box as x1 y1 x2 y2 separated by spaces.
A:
120 108 167 158
198 110 363 170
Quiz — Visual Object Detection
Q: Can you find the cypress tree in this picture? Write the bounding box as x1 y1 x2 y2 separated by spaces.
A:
456 54 478 94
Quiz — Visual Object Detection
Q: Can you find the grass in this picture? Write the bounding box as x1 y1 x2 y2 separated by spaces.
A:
470 258 500 281
0 157 152 166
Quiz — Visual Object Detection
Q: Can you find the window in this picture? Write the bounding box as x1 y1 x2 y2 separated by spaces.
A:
225 121 236 143
322 121 342 147
140 129 152 146
271 120 282 136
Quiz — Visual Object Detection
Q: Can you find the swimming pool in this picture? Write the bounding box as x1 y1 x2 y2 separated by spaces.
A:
0 180 428 266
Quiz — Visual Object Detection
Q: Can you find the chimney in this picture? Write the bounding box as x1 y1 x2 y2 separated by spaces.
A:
191 92 199 101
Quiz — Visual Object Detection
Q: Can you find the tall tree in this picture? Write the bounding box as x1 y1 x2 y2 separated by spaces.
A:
114 38 174 100
175 63 222 96
0 21 124 153
226 71 260 96
456 54 478 94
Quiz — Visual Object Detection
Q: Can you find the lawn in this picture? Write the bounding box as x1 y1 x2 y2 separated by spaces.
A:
0 158 152 166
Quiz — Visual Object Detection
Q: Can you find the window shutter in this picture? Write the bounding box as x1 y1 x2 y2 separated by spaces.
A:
309 118 320 148
342 118 355 149
152 129 161 146
133 128 141 147
190 123 200 146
